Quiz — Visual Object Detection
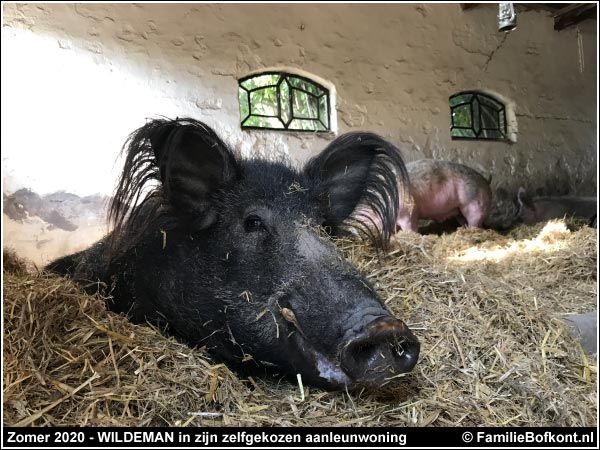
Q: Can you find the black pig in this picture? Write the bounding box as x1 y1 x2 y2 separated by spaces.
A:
46 118 420 390
516 188 597 225
484 187 520 230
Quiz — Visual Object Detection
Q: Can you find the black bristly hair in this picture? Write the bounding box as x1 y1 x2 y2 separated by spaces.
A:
107 119 161 256
107 118 407 259
46 117 420 390
107 117 240 257
304 132 409 248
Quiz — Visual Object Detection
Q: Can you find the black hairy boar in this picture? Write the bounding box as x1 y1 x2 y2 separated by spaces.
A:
46 118 420 390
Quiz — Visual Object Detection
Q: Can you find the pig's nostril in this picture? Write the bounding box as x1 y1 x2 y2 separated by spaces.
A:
340 316 420 385
351 342 377 360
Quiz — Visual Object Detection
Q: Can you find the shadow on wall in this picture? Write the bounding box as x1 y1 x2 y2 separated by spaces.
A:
3 189 110 266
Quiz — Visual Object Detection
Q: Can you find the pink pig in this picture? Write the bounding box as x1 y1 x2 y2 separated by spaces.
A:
395 159 492 232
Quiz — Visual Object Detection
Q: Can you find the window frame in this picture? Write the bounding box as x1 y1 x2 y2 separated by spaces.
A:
238 71 332 133
449 91 508 141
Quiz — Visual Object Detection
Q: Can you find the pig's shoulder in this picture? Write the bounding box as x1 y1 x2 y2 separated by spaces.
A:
406 160 447 184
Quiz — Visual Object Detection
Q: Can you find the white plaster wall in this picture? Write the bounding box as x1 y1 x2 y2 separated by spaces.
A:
2 3 597 197
1 3 597 264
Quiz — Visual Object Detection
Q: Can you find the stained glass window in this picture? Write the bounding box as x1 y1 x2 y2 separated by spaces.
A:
239 72 330 132
449 91 507 140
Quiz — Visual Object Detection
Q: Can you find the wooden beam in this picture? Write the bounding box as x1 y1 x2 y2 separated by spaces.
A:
553 3 592 18
554 3 597 30
517 3 563 14
460 3 479 11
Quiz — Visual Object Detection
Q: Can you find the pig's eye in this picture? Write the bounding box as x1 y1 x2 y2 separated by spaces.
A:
244 214 264 232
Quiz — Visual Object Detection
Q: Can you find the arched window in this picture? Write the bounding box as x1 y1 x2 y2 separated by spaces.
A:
238 72 331 132
449 91 507 140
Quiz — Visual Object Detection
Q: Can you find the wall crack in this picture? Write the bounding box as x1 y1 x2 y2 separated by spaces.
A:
483 34 508 72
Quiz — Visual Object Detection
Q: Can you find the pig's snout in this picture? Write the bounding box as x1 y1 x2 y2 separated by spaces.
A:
340 316 420 386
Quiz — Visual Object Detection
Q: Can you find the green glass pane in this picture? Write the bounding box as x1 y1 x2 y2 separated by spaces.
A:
292 89 319 119
288 119 325 131
449 94 472 107
451 128 476 138
238 88 249 121
242 115 284 129
240 74 280 90
319 95 329 128
480 105 499 130
250 87 278 116
478 94 502 111
452 104 471 128
287 76 322 95
479 129 504 139
280 79 291 125
472 97 480 135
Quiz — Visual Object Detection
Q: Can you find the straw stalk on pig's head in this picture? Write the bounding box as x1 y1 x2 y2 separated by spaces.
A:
46 117 420 390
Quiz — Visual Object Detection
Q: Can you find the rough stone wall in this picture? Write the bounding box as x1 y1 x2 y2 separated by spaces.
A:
1 3 597 263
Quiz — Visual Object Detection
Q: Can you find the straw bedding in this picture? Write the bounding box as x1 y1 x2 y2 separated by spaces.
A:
3 220 597 426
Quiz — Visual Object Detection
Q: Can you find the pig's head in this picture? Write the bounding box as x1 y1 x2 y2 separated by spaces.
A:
484 187 521 230
516 187 537 224
108 118 419 390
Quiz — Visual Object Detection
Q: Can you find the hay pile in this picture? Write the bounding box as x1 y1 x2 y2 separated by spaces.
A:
3 220 597 426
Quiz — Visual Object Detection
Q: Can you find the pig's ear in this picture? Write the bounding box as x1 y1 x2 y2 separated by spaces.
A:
517 187 533 208
153 119 240 221
110 117 240 233
303 132 408 247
